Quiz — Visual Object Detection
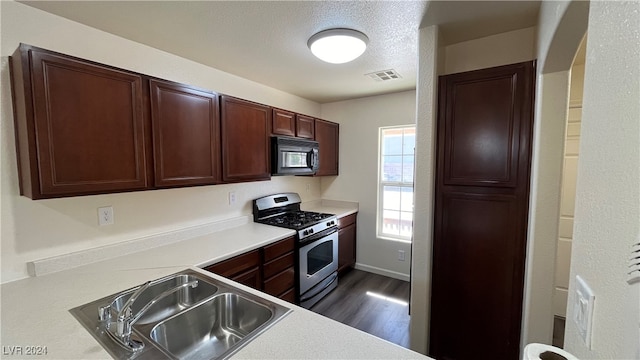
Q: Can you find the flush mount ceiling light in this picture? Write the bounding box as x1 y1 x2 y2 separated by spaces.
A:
307 28 369 64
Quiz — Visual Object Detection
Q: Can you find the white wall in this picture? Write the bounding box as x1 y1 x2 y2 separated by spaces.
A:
443 27 537 75
0 1 322 283
564 1 639 357
409 24 439 355
527 1 640 357
524 70 571 345
521 0 589 347
320 91 416 280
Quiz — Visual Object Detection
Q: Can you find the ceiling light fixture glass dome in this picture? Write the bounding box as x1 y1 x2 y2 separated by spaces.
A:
307 28 369 64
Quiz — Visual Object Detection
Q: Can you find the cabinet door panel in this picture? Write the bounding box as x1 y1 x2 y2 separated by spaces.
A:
263 268 295 296
263 236 295 262
279 288 296 303
25 47 147 197
233 267 262 290
263 252 295 279
443 74 520 187
220 96 271 182
150 80 220 187
295 115 315 139
338 223 356 273
272 108 296 137
204 249 261 279
314 119 339 176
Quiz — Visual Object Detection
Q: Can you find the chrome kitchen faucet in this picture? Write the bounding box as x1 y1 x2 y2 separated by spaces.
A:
99 280 199 352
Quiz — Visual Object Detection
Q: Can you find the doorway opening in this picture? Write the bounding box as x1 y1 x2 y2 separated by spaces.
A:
552 34 587 348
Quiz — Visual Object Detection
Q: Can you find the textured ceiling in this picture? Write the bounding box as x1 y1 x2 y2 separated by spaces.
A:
20 1 540 104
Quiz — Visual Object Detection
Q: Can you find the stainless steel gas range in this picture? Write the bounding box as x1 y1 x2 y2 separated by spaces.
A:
253 193 338 309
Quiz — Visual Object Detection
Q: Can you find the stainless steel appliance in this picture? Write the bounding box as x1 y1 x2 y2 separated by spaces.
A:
271 136 319 176
253 193 338 308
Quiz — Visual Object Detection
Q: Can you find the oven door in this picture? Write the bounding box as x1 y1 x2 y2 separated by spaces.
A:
298 229 338 295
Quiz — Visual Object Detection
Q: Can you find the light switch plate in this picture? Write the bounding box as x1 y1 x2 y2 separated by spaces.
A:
573 275 595 348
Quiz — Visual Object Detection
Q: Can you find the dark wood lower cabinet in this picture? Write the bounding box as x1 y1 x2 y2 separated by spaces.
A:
430 61 535 360
231 267 262 289
203 249 261 288
204 236 296 303
338 213 357 274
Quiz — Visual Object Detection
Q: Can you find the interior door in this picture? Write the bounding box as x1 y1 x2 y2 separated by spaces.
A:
429 61 535 360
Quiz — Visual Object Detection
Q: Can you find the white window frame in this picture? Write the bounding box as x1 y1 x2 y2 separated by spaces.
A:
377 125 415 243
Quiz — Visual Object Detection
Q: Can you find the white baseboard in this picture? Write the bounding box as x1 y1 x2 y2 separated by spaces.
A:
354 263 410 282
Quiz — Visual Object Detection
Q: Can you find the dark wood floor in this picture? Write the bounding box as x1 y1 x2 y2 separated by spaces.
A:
310 269 411 348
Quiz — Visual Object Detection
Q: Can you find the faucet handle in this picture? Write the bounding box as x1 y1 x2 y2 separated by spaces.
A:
98 304 111 322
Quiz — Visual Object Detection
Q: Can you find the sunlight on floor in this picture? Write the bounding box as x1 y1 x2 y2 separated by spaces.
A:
366 291 409 306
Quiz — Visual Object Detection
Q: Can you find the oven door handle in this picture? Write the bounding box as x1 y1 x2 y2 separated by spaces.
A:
299 227 338 245
299 272 338 303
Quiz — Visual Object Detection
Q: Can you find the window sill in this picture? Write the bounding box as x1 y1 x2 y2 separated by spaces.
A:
378 235 412 244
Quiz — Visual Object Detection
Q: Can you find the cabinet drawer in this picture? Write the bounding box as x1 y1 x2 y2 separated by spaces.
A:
263 252 295 279
263 268 295 297
279 288 296 303
263 236 295 261
204 249 260 278
338 213 357 228
233 266 262 289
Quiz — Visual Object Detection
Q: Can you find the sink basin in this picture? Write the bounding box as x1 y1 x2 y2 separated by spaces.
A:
109 274 218 324
150 293 273 359
70 269 291 360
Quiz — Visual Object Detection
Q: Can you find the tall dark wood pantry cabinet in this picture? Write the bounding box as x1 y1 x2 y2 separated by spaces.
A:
429 61 535 360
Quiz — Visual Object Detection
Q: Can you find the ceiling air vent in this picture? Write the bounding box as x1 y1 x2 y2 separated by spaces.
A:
366 69 402 82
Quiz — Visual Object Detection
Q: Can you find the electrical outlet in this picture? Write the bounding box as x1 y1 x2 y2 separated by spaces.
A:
98 206 114 226
573 275 595 348
228 191 237 205
306 183 311 193
398 250 406 261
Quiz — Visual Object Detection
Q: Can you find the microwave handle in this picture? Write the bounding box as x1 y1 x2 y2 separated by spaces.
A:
309 148 319 170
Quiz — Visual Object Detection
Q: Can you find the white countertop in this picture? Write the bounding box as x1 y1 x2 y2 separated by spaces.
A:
1 202 430 359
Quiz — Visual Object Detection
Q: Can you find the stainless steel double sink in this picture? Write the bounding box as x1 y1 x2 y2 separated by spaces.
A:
70 269 291 360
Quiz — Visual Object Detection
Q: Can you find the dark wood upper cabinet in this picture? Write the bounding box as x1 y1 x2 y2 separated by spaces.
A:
314 119 339 176
220 96 271 182
9 44 342 199
10 44 149 199
430 61 535 360
272 108 296 137
295 114 315 139
149 79 220 187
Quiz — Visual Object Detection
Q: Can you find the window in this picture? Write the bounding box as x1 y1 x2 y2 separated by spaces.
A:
378 126 415 242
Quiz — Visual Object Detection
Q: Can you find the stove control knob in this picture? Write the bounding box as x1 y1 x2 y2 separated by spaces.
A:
303 230 309 236
309 229 314 234
327 221 335 226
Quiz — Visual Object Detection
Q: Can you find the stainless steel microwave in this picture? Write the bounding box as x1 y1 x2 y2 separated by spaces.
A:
271 136 319 175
